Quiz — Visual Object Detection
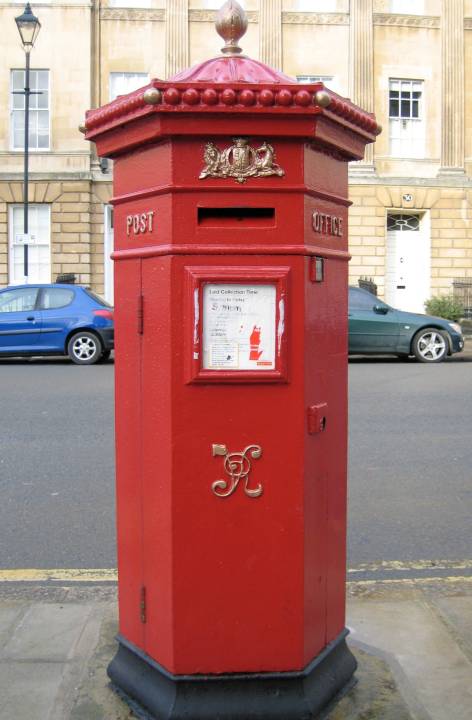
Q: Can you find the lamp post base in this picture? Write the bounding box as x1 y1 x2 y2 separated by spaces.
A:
108 630 357 720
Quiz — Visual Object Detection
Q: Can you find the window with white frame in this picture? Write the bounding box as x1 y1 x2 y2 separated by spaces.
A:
108 0 151 7
109 72 149 101
390 0 424 14
389 79 425 158
9 205 51 284
292 0 336 9
11 69 50 151
297 75 340 93
189 0 246 6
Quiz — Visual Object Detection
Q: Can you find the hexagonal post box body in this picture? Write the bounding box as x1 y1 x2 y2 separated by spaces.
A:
86 9 379 719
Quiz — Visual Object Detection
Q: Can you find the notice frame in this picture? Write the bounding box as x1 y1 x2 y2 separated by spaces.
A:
185 266 290 383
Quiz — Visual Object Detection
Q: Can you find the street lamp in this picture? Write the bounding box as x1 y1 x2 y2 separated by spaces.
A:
15 2 41 282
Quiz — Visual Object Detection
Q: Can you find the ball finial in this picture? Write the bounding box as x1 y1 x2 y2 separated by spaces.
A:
216 1 248 56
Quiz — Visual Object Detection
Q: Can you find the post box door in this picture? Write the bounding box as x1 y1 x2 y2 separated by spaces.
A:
114 257 145 649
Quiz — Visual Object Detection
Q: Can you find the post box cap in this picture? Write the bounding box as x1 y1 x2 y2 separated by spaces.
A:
170 1 295 85
84 0 381 154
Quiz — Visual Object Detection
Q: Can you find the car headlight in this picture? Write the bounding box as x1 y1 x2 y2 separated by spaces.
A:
448 322 462 334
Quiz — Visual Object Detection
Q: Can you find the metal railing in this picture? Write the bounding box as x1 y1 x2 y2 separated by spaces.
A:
453 278 472 319
358 276 378 296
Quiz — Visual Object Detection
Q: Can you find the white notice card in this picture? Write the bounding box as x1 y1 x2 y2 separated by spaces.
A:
202 283 276 370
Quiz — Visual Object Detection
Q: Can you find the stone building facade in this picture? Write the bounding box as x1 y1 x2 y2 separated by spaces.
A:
1 0 471 311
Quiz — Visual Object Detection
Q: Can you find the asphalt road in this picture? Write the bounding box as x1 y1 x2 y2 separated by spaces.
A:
0 351 470 571
0 358 115 569
348 352 472 567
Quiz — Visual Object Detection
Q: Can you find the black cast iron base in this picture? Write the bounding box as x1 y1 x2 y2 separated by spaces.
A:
107 629 357 720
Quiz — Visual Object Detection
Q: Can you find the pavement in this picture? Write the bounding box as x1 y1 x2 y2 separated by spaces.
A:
1 571 472 720
1 340 471 719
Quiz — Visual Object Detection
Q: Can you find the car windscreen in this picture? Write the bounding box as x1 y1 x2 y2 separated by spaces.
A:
84 289 112 308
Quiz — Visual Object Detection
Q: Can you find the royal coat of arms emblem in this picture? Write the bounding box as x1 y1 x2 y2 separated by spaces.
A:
199 137 285 183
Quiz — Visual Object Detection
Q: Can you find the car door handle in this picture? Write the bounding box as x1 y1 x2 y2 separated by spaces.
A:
26 316 36 321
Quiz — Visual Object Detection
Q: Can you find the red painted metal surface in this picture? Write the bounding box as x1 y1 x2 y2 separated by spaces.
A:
170 54 296 84
87 47 376 677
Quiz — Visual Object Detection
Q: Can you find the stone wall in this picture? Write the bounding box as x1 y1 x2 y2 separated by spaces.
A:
0 180 111 291
91 182 113 295
51 182 92 286
348 184 472 301
348 185 386 296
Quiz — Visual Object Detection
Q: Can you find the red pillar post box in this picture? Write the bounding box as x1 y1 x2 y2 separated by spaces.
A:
85 3 380 718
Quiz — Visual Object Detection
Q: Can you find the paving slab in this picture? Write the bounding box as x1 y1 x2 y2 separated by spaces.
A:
2 603 93 661
69 608 413 720
0 604 25 646
0 661 66 720
348 598 472 720
432 595 472 661
0 581 471 719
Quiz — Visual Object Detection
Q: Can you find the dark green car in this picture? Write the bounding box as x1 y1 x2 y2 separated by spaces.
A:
348 287 464 363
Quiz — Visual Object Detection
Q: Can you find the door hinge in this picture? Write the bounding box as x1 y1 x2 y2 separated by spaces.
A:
140 586 146 623
137 293 144 335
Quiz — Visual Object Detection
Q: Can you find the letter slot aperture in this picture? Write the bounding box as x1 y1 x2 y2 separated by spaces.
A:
198 207 276 227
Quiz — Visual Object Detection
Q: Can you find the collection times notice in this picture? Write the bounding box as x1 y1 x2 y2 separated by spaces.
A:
202 283 276 370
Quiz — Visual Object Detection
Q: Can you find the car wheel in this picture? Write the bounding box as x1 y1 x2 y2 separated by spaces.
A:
67 331 103 365
412 328 448 363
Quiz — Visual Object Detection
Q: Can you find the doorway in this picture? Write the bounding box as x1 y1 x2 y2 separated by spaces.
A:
385 213 430 313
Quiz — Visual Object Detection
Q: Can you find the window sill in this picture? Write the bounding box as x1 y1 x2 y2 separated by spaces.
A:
376 155 436 162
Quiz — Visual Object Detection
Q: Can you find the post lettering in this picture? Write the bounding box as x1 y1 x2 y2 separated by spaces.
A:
126 210 155 236
311 210 343 237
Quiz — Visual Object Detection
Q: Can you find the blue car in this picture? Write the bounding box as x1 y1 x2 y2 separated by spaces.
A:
0 284 114 365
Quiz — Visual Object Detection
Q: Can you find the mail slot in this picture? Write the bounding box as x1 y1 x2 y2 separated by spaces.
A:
197 206 276 226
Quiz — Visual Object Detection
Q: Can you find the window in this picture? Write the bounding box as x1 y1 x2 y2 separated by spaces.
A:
39 288 74 310
293 0 336 9
0 287 38 313
109 72 149 100
11 69 50 151
389 80 421 120
348 288 379 311
297 75 332 84
297 75 340 94
9 205 51 284
389 79 424 158
85 289 112 308
390 0 424 14
387 214 420 232
191 0 246 6
109 0 151 7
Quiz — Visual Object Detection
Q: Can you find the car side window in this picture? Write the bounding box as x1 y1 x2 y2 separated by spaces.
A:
0 288 38 313
40 288 75 310
349 289 377 311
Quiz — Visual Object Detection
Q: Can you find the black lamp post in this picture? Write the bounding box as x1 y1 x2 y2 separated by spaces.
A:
15 2 41 282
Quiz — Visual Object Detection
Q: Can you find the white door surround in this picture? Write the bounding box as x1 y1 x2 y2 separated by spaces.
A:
104 205 114 304
385 212 431 314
